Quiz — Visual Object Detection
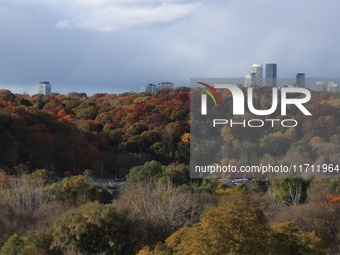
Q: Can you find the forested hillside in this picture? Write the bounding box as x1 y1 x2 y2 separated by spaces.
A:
0 88 190 177
1 87 339 178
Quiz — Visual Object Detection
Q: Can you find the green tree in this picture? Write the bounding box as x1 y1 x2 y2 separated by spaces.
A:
161 165 185 186
1 234 24 255
36 95 45 109
125 161 163 189
109 129 124 145
44 175 96 205
83 169 94 181
251 178 268 193
74 102 98 120
21 228 62 255
259 132 291 156
278 178 311 205
98 188 113 204
52 203 138 255
31 168 56 183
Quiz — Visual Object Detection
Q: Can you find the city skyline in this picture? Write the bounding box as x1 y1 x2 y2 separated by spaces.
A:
10 67 340 95
15 73 340 96
1 1 340 95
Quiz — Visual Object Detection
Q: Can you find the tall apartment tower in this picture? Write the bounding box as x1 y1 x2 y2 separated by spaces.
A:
37 81 51 95
265 63 277 87
245 64 262 87
158 82 174 90
316 81 326 92
328 82 339 92
140 83 158 93
296 73 305 88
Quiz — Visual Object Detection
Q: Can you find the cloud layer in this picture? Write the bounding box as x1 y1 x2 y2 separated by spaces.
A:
55 0 201 32
2 0 340 95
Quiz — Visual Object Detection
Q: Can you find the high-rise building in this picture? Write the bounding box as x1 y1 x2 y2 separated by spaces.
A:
245 72 256 87
245 64 262 87
37 81 51 95
265 63 277 87
296 73 305 88
316 81 326 92
328 82 339 92
141 83 158 93
158 82 174 90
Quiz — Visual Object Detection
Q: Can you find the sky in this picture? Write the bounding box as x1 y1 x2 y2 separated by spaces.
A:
1 0 340 95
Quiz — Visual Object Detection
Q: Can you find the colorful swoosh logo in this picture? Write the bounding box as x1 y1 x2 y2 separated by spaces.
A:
197 82 223 106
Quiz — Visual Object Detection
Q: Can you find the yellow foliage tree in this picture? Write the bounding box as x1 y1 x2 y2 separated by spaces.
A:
163 195 269 255
214 183 249 196
140 196 326 255
221 126 234 142
284 128 298 141
268 221 324 255
309 136 326 146
180 133 190 143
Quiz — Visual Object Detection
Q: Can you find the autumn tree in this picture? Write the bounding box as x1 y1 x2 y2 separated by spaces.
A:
140 195 326 255
157 195 269 255
44 175 96 205
52 203 138 255
268 221 324 255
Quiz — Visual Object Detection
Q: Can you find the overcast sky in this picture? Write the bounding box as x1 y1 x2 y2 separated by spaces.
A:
1 0 340 95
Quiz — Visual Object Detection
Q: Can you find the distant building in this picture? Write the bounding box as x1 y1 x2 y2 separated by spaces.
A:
296 73 305 88
265 63 277 86
245 64 262 87
328 82 339 92
316 81 326 92
37 81 51 95
245 72 256 87
140 83 158 93
140 82 174 93
158 82 174 90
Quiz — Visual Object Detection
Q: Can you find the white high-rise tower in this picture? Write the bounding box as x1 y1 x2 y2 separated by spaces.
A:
245 64 262 87
37 81 51 95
